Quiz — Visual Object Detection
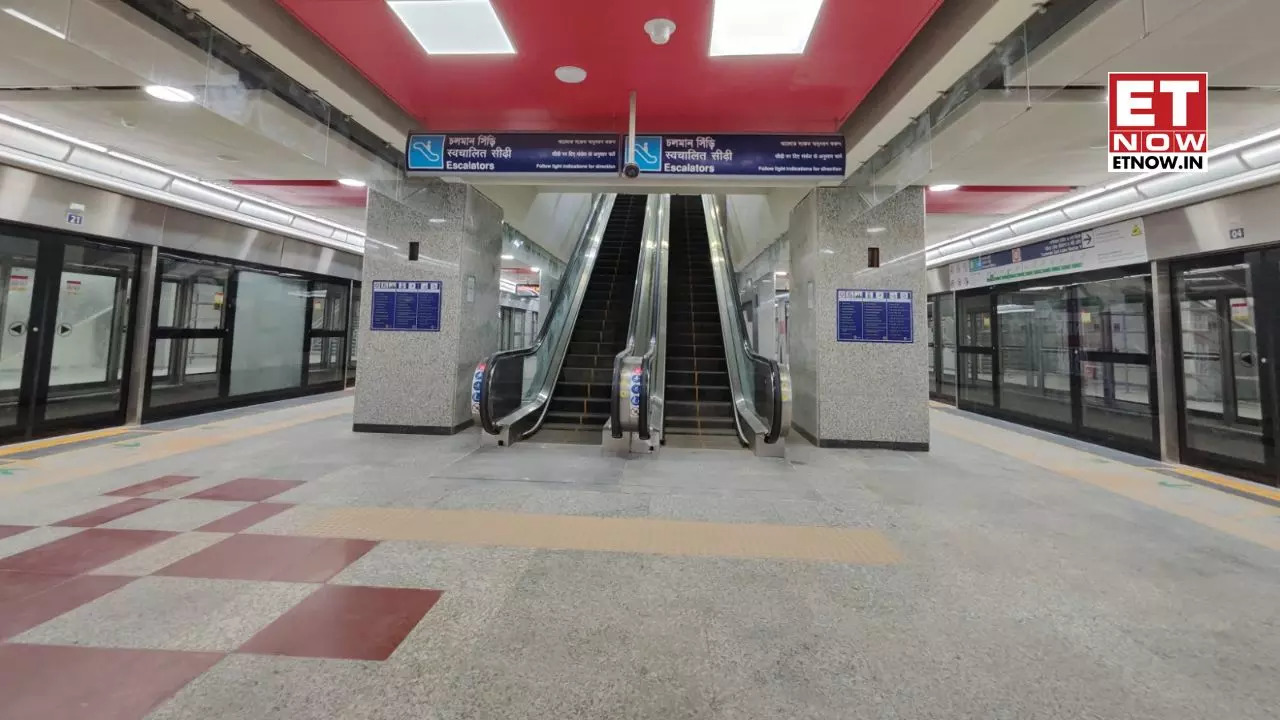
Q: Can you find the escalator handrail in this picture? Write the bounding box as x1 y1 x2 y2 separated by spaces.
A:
645 195 672 443
609 194 669 440
476 193 617 435
609 194 658 439
700 194 789 445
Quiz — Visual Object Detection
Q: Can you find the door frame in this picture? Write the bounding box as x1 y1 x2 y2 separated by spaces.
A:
1170 250 1280 485
0 223 143 444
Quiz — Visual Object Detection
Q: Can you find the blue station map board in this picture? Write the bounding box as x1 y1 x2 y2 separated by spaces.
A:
631 134 845 178
370 281 442 332
406 133 619 175
836 290 913 344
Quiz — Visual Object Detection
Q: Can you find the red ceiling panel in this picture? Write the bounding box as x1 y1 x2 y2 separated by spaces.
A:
926 186 1076 215
273 0 944 133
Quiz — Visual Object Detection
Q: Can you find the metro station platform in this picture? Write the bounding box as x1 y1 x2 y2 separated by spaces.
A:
1 392 1278 720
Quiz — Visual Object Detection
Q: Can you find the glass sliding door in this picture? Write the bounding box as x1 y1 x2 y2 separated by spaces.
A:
956 292 995 408
0 227 139 444
1173 258 1271 478
145 250 354 421
148 257 230 410
347 282 360 386
950 267 1157 456
1076 275 1156 446
305 279 350 388
996 284 1072 425
43 241 138 423
938 293 957 401
927 297 938 396
0 234 41 438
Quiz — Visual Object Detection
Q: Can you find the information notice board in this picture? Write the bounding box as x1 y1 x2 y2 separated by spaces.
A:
836 290 913 343
371 281 441 332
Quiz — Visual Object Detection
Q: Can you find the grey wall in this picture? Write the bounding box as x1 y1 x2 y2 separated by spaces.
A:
0 164 361 279
788 186 929 449
353 182 502 432
1144 180 1280 261
786 192 821 438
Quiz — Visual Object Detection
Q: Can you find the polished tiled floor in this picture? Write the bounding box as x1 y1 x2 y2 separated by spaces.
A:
0 392 1277 719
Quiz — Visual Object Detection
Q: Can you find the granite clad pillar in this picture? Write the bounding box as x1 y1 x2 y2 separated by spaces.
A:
787 186 929 449
353 181 503 434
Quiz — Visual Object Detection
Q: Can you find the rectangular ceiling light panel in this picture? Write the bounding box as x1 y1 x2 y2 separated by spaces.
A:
387 0 515 55
709 0 824 56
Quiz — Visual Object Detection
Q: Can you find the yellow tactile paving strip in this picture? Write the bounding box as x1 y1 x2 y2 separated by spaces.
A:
298 507 903 564
933 410 1280 551
1170 465 1280 504
0 397 353 498
0 426 135 457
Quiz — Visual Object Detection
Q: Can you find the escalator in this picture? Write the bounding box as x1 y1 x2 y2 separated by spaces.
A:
542 194 646 435
663 195 738 443
474 193 650 445
644 194 789 455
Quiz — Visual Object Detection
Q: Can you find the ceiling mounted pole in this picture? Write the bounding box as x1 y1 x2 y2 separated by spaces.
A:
627 90 637 165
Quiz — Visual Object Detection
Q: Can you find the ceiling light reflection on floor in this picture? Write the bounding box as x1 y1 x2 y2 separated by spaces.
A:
709 0 824 56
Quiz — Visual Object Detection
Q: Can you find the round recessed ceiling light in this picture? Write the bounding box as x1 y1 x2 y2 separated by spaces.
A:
555 66 587 84
929 183 961 192
866 226 888 234
428 218 447 224
144 85 195 103
337 178 366 188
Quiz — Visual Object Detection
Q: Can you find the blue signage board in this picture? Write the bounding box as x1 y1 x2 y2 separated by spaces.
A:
836 290 913 344
635 134 845 178
405 133 619 175
370 281 442 332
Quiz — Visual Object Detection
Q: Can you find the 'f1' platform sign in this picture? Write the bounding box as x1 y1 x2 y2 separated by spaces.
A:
1108 72 1208 173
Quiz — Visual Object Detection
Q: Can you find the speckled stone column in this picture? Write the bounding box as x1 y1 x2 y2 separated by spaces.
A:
353 181 503 434
786 186 929 449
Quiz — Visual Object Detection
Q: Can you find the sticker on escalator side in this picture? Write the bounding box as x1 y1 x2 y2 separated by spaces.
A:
471 364 485 413
629 367 642 417
370 281 441 332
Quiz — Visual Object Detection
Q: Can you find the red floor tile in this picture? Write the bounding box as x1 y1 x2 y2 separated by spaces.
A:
0 643 221 720
53 498 168 528
0 572 133 640
239 584 442 661
0 528 176 575
104 475 198 497
195 502 294 533
184 478 304 502
0 525 33 540
157 534 377 582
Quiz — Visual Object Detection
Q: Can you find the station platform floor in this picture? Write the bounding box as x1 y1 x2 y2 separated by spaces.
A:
1 391 1278 719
